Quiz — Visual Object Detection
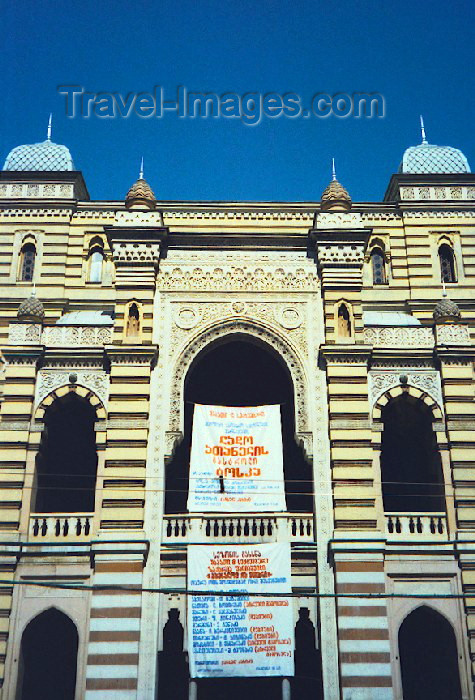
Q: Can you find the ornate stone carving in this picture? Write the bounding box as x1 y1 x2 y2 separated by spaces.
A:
35 369 109 408
368 369 442 411
9 323 42 345
316 212 362 228
42 325 112 347
170 302 308 358
317 244 365 266
168 319 309 441
275 305 302 330
401 187 415 199
115 210 164 226
158 266 318 292
436 324 471 346
364 326 434 348
173 307 200 330
113 242 161 264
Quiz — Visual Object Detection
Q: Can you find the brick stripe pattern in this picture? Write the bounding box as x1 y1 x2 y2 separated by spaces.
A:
336 561 394 700
85 562 142 700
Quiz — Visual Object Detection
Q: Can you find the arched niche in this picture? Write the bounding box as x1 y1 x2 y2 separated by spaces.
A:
398 605 462 700
17 607 78 700
165 328 312 514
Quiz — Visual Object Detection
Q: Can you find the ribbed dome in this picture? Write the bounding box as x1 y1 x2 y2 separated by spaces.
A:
433 295 461 322
125 177 156 210
321 179 352 212
17 294 45 322
399 143 470 174
3 139 75 171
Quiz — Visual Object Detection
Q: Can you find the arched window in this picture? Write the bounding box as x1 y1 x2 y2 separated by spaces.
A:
19 243 36 282
126 303 140 337
439 244 456 283
380 395 445 513
34 394 98 513
337 303 352 338
371 248 387 285
18 608 78 700
88 247 104 283
399 606 462 700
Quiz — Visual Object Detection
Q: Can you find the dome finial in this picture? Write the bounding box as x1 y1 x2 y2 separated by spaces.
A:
139 156 144 180
47 113 52 141
332 157 336 182
420 115 427 145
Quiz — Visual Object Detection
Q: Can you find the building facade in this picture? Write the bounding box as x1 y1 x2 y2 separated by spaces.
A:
0 128 474 700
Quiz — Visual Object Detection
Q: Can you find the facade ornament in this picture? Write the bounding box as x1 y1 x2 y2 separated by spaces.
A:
125 159 157 211
368 369 443 412
35 369 109 408
320 160 352 212
17 292 45 323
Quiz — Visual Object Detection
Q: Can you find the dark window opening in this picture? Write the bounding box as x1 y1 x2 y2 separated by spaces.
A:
439 244 456 283
380 395 445 512
293 607 323 699
198 677 281 700
20 244 36 282
337 304 351 338
157 609 188 700
165 338 312 514
127 303 140 337
399 606 462 700
371 248 387 285
34 393 97 513
17 608 78 700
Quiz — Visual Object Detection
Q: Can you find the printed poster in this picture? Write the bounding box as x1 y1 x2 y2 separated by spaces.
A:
188 542 294 678
187 404 286 512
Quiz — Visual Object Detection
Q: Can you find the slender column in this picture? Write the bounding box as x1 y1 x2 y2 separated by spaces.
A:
189 679 198 700
282 677 291 700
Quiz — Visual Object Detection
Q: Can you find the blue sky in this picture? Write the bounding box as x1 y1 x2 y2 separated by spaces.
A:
1 0 474 202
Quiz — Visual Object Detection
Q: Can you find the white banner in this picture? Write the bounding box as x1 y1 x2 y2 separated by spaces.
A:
187 404 286 512
188 543 294 678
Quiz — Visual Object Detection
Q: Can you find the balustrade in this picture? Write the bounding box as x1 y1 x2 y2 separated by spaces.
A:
29 513 92 540
162 514 314 543
385 512 448 540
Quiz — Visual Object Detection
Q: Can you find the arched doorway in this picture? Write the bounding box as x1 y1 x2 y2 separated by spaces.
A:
165 337 312 514
17 608 78 700
398 606 462 700
34 393 98 512
380 395 445 512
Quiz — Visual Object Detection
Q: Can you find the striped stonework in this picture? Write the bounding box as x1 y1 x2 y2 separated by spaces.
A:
335 560 393 700
85 561 143 700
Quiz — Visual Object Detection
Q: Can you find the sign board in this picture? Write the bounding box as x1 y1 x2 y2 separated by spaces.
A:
187 404 286 512
188 542 294 678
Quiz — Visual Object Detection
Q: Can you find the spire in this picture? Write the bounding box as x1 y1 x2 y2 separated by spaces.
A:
332 157 336 181
47 113 52 141
420 115 427 145
139 156 144 180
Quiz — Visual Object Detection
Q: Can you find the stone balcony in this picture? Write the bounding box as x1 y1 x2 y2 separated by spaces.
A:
385 512 448 541
162 513 314 544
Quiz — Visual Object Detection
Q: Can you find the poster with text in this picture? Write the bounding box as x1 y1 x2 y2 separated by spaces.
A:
188 542 294 678
187 404 286 512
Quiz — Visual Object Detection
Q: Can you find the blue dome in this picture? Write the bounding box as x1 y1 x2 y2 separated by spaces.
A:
399 142 470 174
3 138 75 171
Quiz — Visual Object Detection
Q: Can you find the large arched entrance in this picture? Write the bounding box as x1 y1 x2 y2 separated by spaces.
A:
380 395 445 512
398 606 462 700
34 393 98 512
165 337 312 514
17 608 78 700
